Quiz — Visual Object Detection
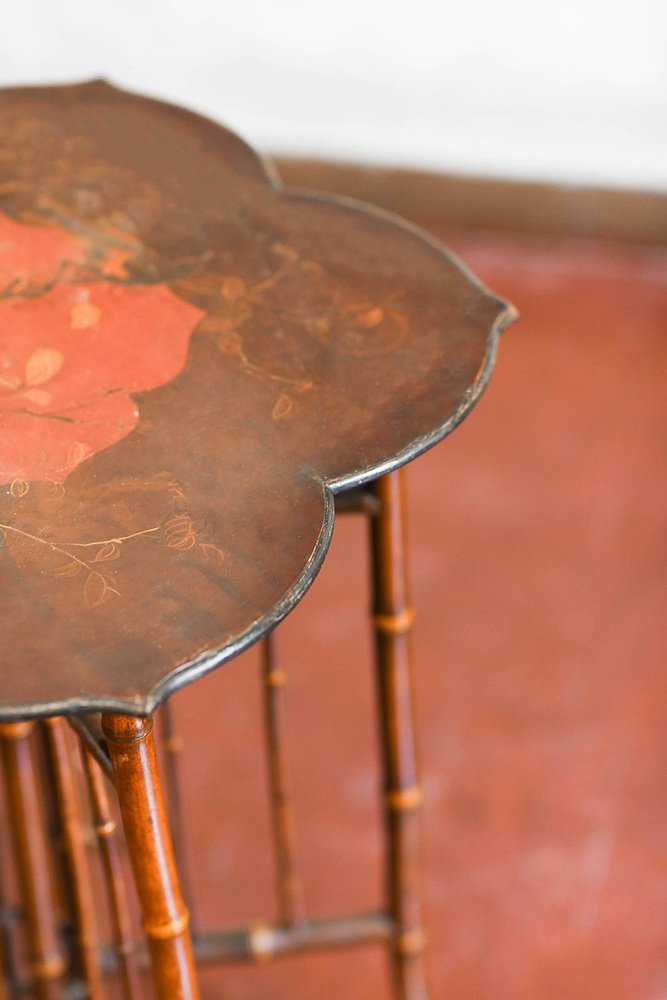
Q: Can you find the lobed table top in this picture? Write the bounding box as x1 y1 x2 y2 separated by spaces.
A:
0 81 514 719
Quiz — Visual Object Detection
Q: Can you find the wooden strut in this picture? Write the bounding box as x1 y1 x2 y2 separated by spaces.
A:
67 715 112 778
82 749 142 1000
42 719 106 999
369 472 429 1000
101 713 200 1000
194 910 393 963
100 911 394 974
261 630 306 927
0 721 65 1000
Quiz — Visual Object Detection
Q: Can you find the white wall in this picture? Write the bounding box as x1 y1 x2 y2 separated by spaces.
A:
0 0 665 191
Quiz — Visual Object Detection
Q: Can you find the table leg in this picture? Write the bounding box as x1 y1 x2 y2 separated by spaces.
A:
42 718 105 998
261 631 306 927
369 472 429 1000
101 713 200 1000
0 722 65 999
82 750 142 1000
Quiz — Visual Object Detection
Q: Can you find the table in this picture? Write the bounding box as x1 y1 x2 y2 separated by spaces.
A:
0 80 514 999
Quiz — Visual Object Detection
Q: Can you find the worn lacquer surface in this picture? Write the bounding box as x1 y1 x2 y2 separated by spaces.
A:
0 81 513 717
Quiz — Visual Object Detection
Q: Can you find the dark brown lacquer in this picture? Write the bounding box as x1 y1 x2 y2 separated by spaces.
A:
0 80 513 720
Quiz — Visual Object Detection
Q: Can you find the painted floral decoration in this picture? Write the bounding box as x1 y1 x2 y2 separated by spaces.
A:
0 212 202 486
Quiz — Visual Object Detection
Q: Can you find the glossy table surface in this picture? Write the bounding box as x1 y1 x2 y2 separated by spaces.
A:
0 81 513 719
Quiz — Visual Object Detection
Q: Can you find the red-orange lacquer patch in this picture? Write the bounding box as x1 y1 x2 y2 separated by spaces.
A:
0 213 203 484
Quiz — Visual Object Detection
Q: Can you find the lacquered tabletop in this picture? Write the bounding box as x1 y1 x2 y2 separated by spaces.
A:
0 81 514 718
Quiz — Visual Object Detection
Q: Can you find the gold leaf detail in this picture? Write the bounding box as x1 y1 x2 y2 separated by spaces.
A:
9 479 29 499
301 259 324 276
70 301 101 330
167 532 197 551
50 560 82 578
167 481 187 502
25 348 64 387
272 394 294 420
217 330 244 355
199 542 225 567
164 513 197 551
272 243 299 261
221 276 247 300
84 571 116 609
354 307 384 329
164 513 191 533
93 542 121 563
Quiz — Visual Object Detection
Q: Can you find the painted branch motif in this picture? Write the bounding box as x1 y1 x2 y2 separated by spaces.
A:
0 474 226 608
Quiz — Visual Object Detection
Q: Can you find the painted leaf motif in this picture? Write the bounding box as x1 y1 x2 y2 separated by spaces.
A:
272 394 293 420
167 532 197 551
272 243 299 262
354 307 384 329
220 276 247 300
68 442 93 468
93 542 121 562
22 388 53 408
50 560 82 578
300 259 324 276
70 301 101 329
217 330 244 355
25 348 64 387
164 513 197 551
83 571 116 608
199 542 225 567
9 480 29 499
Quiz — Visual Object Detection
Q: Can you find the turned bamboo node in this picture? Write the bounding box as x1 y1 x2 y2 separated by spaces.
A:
0 721 34 739
30 955 66 979
247 922 276 961
102 715 153 744
396 928 426 956
266 668 287 687
94 819 116 837
386 785 423 811
142 910 190 941
372 607 415 635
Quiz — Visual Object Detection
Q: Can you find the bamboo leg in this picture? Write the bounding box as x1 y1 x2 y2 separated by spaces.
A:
0 822 20 999
43 719 105 999
101 714 200 1000
261 631 305 927
160 702 198 931
0 722 65 999
369 472 429 1000
82 750 142 1000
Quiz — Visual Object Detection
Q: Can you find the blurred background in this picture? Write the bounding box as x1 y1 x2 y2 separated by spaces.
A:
1 2 666 997
1 0 666 189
